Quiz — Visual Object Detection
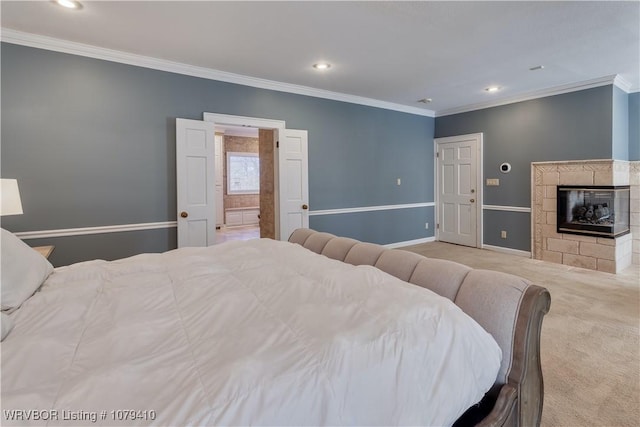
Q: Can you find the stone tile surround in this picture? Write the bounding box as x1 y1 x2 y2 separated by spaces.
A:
632 162 640 266
531 160 639 274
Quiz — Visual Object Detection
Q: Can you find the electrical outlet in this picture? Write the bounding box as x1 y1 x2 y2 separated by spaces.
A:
486 178 500 186
501 230 507 239
425 222 429 230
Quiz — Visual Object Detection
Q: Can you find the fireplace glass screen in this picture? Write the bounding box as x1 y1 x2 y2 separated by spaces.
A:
557 186 630 238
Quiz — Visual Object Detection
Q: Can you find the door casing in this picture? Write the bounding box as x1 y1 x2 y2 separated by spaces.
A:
434 133 483 248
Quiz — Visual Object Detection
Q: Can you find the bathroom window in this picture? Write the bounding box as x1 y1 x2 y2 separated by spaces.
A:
227 152 259 195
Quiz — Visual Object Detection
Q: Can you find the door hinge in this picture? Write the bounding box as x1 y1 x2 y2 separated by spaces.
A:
276 140 279 148
436 152 439 158
436 223 440 229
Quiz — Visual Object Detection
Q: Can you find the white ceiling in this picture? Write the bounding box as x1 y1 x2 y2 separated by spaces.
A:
1 1 638 115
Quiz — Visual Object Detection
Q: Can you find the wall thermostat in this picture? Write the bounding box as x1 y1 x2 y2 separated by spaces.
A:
500 163 512 173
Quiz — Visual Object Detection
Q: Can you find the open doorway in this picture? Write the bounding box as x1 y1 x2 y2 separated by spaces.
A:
176 113 308 248
214 124 265 244
202 112 309 244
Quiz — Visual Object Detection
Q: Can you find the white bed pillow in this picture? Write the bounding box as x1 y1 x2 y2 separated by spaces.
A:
1 228 53 311
1 312 14 341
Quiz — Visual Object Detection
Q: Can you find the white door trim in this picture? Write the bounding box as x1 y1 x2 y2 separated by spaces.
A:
203 113 287 239
434 133 483 248
203 113 286 131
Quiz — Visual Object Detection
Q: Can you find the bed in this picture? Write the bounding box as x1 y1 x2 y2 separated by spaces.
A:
1 227 550 426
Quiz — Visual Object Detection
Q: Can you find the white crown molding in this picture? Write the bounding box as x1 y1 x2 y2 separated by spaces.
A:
483 204 531 213
436 75 624 117
15 221 176 240
613 75 633 93
309 202 435 216
1 28 435 118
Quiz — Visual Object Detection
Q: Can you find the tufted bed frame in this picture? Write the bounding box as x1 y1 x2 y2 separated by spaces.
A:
289 229 551 427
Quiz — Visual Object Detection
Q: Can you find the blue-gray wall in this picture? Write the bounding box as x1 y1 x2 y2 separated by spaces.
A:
435 86 615 252
310 207 434 246
630 92 640 161
1 43 434 266
613 85 629 160
1 42 632 264
482 210 531 250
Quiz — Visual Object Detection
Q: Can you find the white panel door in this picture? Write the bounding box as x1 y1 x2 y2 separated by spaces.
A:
176 119 216 247
277 129 309 241
436 134 481 247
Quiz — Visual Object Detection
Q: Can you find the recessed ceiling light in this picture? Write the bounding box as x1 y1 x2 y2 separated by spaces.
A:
313 63 331 70
485 86 501 93
54 0 83 9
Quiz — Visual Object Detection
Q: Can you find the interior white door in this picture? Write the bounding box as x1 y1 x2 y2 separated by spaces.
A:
214 134 224 227
277 129 309 241
436 134 481 247
176 118 216 247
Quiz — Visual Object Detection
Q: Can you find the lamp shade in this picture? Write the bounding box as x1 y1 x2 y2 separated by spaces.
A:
0 179 24 216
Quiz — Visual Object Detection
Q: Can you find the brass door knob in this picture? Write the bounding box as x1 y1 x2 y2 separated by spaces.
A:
180 211 188 218
470 199 475 203
302 204 309 210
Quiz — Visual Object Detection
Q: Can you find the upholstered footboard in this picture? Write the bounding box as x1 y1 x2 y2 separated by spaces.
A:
288 229 551 427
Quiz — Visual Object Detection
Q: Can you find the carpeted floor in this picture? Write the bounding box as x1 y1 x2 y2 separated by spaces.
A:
402 241 640 427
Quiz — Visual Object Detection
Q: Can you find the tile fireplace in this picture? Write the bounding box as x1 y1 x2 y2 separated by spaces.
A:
557 186 630 239
531 160 638 274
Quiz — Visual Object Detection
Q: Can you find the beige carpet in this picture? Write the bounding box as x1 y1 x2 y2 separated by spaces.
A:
403 242 640 427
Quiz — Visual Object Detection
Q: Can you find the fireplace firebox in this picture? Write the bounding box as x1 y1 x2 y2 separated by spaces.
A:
557 186 630 238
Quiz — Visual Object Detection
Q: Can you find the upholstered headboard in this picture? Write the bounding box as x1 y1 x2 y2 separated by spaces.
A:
289 228 551 427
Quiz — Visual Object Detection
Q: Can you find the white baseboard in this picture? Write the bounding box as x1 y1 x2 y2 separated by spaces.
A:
384 236 436 249
482 244 531 258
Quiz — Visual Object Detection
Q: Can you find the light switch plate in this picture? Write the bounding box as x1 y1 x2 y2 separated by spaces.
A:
486 178 500 186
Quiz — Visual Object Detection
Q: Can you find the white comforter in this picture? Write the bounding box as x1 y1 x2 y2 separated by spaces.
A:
2 239 501 426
